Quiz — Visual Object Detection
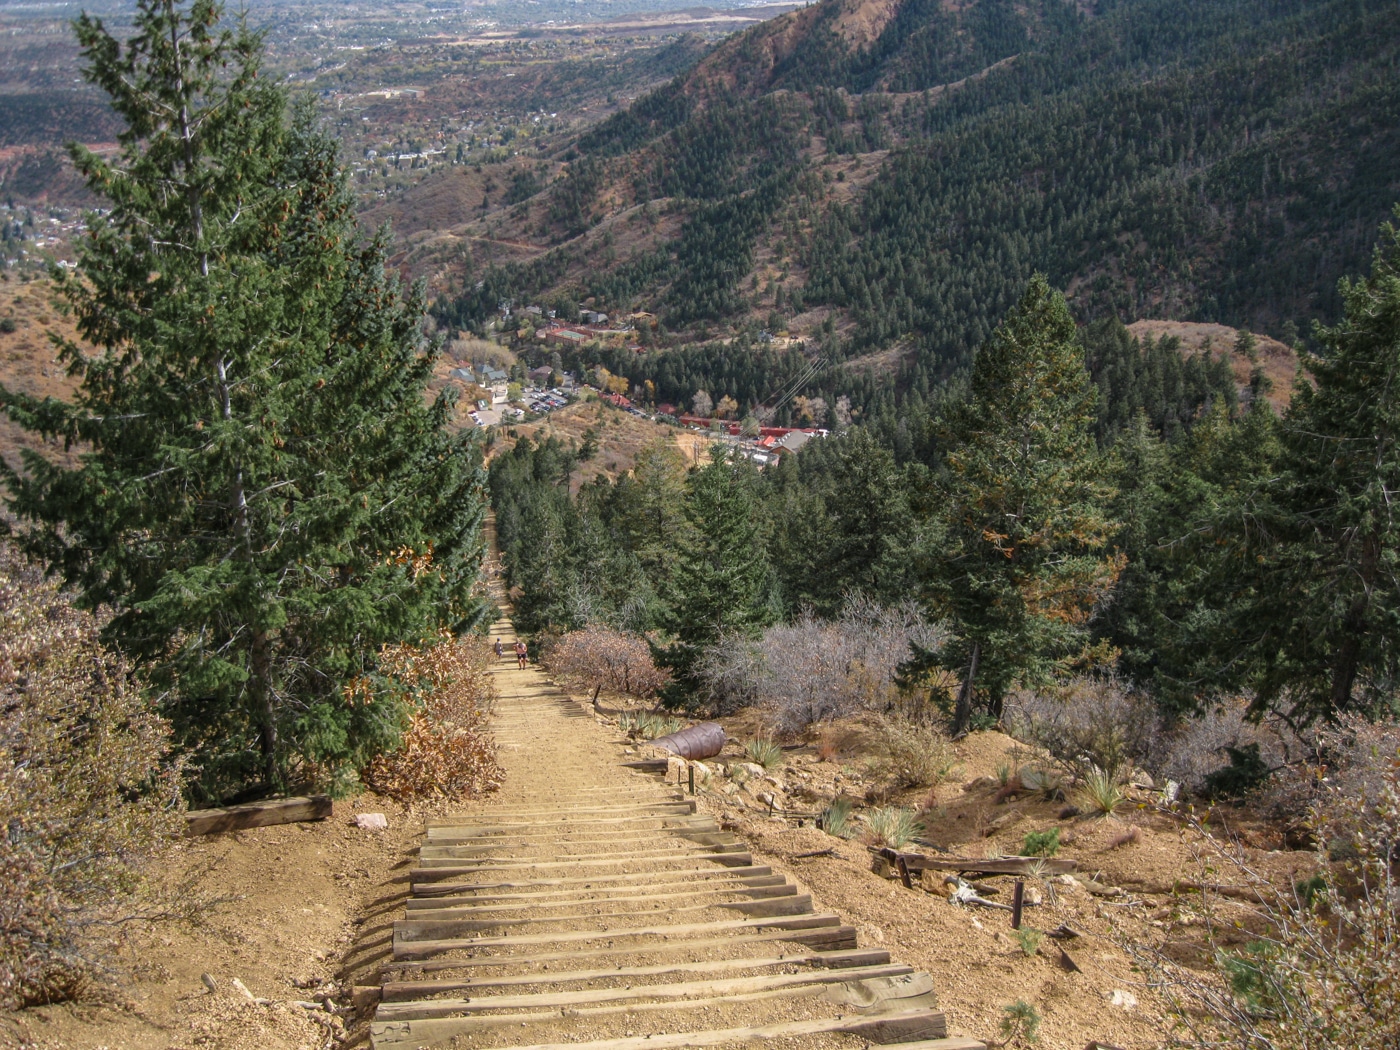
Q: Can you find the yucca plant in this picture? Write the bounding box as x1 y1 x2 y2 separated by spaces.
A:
744 735 783 770
1080 768 1125 815
864 806 925 849
818 797 855 838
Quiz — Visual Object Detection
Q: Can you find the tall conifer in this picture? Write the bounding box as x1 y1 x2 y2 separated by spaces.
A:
0 0 485 800
934 275 1120 733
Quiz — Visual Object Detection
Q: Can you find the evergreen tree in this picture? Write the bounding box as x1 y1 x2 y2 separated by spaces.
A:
0 0 485 801
660 449 772 703
931 275 1121 733
1247 214 1400 720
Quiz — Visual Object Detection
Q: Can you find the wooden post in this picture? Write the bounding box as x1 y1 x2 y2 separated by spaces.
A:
896 856 912 890
689 764 695 795
1011 879 1025 929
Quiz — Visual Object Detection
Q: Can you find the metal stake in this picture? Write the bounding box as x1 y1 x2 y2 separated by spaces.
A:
1011 879 1025 929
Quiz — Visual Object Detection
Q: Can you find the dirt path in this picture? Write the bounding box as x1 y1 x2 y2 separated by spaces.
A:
365 589 982 1050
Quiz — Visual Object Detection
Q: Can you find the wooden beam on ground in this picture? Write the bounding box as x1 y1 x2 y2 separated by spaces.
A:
184 795 332 836
371 1006 947 1050
879 849 1078 876
393 921 858 960
375 962 916 1021
387 926 860 971
411 863 776 895
380 948 895 1001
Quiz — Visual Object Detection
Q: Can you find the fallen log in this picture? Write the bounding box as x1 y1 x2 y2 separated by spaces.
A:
878 848 1077 877
185 795 332 836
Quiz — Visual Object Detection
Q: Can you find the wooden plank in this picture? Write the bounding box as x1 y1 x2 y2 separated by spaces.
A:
393 922 858 961
375 962 916 1021
398 892 811 931
393 906 825 944
394 907 817 946
388 926 860 971
429 810 708 828
412 864 776 895
620 758 670 772
404 880 796 913
184 795 332 836
372 1007 947 1050
380 948 894 1001
411 845 744 868
410 852 756 880
423 829 740 849
426 801 696 822
881 850 1078 876
405 873 789 907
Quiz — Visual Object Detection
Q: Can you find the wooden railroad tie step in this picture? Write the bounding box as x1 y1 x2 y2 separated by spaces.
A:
403 880 798 914
375 963 921 1021
372 1005 951 1050
393 921 860 960
397 892 815 931
411 864 777 895
387 927 862 971
380 948 896 1000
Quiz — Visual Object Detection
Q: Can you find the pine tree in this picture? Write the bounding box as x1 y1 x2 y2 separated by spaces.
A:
0 0 485 801
1247 213 1400 720
660 449 772 703
932 275 1121 733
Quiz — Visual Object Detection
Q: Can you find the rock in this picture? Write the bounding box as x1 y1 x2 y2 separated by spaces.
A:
354 813 388 831
721 782 739 796
1052 874 1081 889
871 855 893 878
1162 779 1181 803
1130 769 1155 790
201 973 219 994
738 762 766 779
755 790 778 809
920 869 945 893
1024 885 1044 906
1107 988 1138 1010
1085 880 1125 898
690 761 711 780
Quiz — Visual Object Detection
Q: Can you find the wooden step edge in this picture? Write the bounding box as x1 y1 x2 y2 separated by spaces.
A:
386 926 860 971
393 899 817 941
410 864 775 895
416 842 746 863
404 874 787 906
371 1005 947 1050
403 880 796 911
391 919 855 961
374 962 916 1021
379 947 895 1001
409 852 753 881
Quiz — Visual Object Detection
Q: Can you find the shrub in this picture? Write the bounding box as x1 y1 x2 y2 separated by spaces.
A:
1021 828 1061 857
744 735 783 770
1080 768 1125 815
1154 698 1302 797
697 597 945 730
1005 675 1156 781
864 806 924 848
1018 765 1064 800
817 796 855 838
1010 927 1043 957
0 544 184 1007
1001 1000 1041 1045
545 625 671 698
1138 758 1400 1050
869 715 955 789
363 634 503 802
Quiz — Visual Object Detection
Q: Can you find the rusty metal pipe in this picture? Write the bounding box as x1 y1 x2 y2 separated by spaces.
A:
649 721 726 760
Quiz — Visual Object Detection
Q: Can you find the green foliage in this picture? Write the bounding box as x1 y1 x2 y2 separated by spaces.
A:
1202 743 1272 800
743 735 783 770
659 448 773 702
817 796 854 838
1242 210 1400 722
933 275 1120 732
1021 827 1061 858
1080 769 1126 815
1010 927 1043 957
0 0 485 802
864 806 924 848
1000 999 1041 1045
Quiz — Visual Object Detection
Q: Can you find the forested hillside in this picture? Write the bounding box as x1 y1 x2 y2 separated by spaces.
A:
437 0 1399 416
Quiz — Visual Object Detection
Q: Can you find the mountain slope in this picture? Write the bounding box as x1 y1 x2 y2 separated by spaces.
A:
434 0 1400 411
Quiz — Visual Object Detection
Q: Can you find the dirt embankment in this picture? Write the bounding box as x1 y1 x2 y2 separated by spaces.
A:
2 796 422 1050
